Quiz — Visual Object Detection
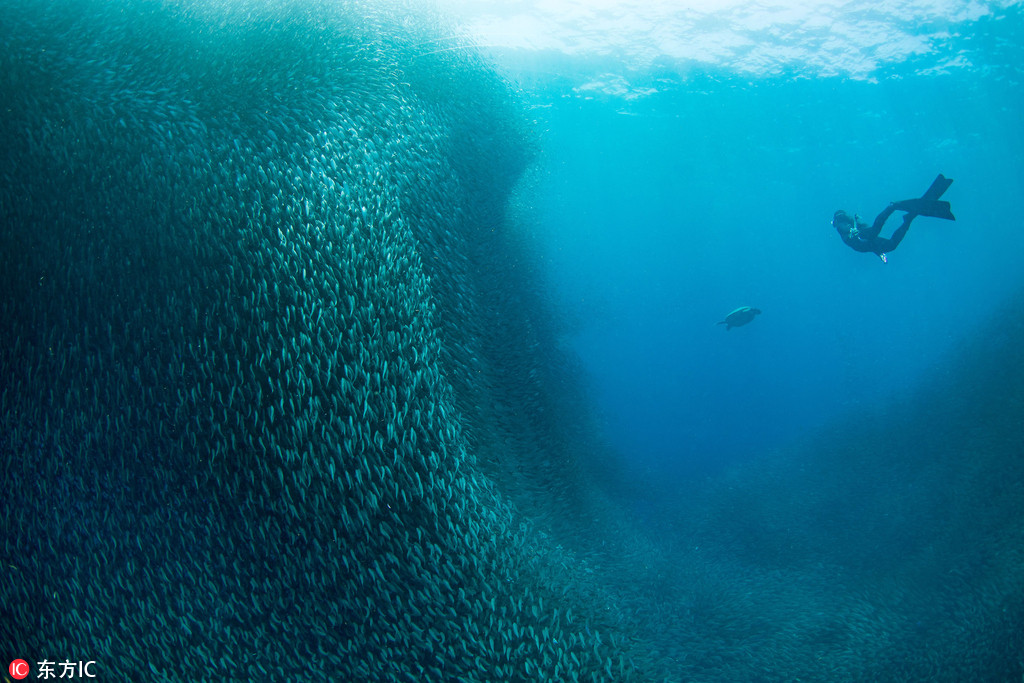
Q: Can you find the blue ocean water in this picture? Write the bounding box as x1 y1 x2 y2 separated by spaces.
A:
455 0 1024 484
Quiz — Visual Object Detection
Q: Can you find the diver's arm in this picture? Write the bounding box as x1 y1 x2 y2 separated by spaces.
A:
836 224 857 249
837 226 874 253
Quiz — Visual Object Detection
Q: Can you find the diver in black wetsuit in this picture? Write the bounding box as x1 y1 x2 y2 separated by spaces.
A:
833 174 956 263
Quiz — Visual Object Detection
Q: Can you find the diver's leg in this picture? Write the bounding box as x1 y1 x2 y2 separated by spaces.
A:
867 204 897 239
881 214 914 251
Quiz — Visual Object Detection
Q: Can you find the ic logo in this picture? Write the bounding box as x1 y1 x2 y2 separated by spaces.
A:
9 659 30 680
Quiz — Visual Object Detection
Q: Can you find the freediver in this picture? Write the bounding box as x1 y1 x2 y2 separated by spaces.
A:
832 174 956 263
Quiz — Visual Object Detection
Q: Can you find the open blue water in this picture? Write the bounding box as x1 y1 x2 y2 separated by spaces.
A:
454 0 1024 483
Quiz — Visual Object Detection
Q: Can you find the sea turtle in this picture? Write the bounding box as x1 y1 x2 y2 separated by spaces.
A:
717 306 761 330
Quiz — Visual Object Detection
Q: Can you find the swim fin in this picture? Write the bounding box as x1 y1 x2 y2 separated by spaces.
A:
893 174 956 219
892 197 956 220
921 173 953 201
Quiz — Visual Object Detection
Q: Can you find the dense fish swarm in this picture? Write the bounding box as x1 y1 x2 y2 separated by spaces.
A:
0 0 639 679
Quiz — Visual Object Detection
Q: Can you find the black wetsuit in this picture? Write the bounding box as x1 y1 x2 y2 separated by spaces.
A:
834 204 912 257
